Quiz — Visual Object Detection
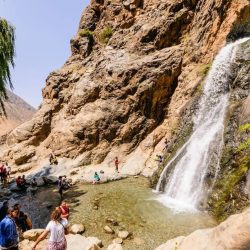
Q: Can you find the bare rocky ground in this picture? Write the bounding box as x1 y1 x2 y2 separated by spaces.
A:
0 90 35 137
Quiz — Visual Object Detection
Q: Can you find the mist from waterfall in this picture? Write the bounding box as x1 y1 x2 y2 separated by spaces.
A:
156 38 249 212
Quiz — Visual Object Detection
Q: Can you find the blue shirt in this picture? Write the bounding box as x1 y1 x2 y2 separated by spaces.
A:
0 216 18 248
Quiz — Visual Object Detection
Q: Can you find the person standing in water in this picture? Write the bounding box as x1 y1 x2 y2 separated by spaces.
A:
114 157 119 173
58 176 64 200
32 207 68 250
59 201 69 219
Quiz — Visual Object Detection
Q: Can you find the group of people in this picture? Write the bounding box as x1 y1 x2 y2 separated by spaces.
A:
58 176 72 200
15 175 27 190
0 162 11 187
91 156 120 185
0 201 32 250
0 200 70 250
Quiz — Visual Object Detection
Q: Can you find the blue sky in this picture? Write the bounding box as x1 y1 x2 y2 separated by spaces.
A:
0 0 89 107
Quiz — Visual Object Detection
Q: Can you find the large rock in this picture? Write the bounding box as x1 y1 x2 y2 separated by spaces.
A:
155 208 250 250
65 234 102 250
117 231 130 240
70 223 85 234
23 229 45 241
107 243 123 250
1 0 249 184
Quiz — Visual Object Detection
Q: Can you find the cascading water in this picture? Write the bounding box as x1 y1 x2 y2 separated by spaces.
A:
156 38 249 212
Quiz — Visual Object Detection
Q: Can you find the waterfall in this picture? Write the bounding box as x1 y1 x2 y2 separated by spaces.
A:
156 38 249 212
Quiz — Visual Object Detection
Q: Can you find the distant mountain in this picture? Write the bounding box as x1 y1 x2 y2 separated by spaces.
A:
0 90 35 136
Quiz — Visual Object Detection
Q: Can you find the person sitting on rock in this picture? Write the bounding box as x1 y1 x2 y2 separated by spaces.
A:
16 176 25 189
59 200 69 219
49 152 58 165
92 172 100 185
21 175 27 186
13 203 32 232
155 155 163 163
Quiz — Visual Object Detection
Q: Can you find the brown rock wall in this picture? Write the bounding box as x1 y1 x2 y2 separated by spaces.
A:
2 0 250 173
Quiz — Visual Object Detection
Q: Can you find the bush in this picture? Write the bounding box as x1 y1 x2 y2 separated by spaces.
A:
78 29 94 39
99 27 113 44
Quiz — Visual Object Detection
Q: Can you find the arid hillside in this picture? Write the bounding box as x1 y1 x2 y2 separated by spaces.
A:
0 90 35 137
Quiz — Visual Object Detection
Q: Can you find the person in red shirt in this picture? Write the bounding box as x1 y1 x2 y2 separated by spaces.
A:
59 200 69 219
115 157 119 173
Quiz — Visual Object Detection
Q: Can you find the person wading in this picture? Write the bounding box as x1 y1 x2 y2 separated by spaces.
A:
59 201 69 220
32 207 68 250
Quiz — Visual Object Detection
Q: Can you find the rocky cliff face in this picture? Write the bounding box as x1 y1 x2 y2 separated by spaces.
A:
2 0 250 179
0 90 35 138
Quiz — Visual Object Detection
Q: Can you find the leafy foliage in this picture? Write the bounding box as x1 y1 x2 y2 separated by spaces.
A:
99 27 113 44
78 29 94 39
0 18 15 114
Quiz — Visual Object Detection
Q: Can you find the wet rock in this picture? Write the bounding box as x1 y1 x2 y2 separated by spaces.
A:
23 229 45 241
118 230 130 240
70 224 85 234
36 177 45 186
104 225 114 234
44 175 58 184
107 243 123 250
9 184 22 192
0 189 12 198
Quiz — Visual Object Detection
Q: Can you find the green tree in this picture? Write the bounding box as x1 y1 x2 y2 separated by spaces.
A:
0 18 15 114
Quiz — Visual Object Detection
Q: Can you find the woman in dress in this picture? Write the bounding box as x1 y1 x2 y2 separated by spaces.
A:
32 207 68 250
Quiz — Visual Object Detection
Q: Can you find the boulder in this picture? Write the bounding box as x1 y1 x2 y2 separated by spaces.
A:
44 175 58 184
112 238 123 244
70 224 85 234
36 177 45 186
104 225 114 234
107 243 123 250
155 208 250 250
65 234 102 250
118 231 130 240
23 229 45 241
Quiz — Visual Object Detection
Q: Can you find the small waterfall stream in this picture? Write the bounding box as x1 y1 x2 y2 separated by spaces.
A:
156 38 249 212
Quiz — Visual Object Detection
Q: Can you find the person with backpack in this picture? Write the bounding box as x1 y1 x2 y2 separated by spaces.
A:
32 207 68 250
